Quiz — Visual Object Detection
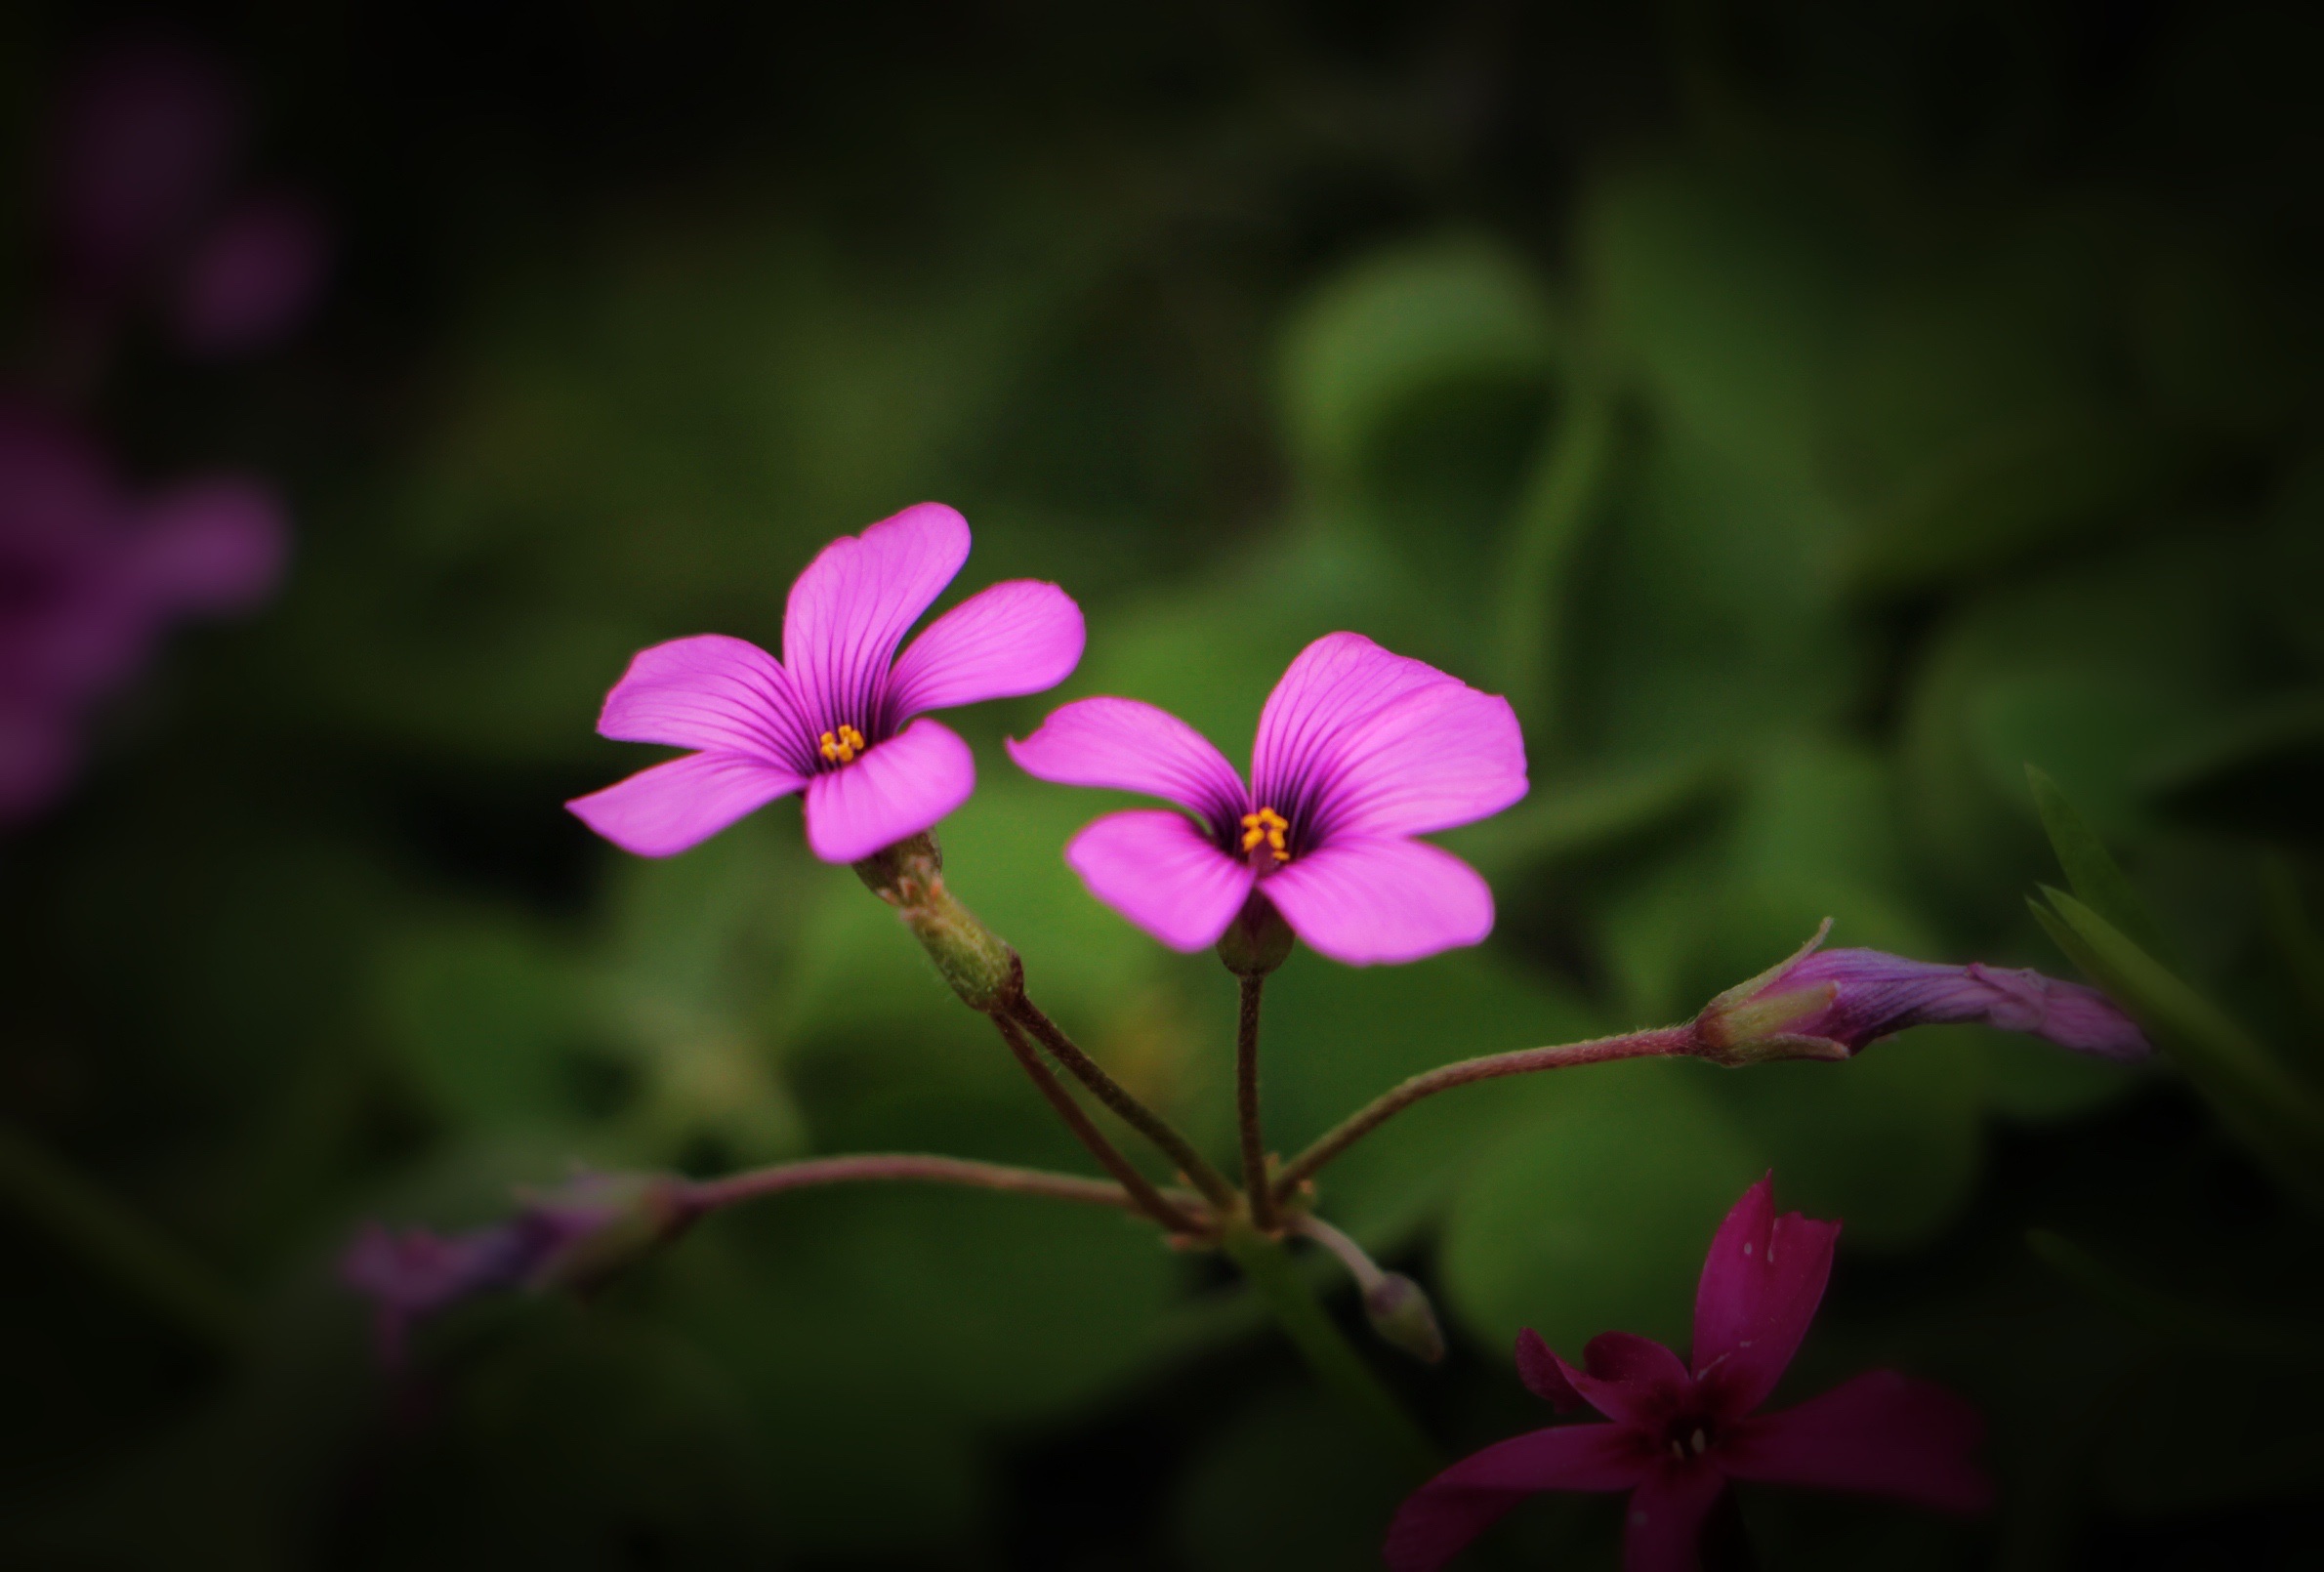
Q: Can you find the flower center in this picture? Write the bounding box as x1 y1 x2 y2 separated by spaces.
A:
1666 1421 1715 1463
1239 807 1291 863
818 724 867 765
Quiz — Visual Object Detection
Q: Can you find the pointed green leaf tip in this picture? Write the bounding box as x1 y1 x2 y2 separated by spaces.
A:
2033 886 2324 1213
2024 764 2174 962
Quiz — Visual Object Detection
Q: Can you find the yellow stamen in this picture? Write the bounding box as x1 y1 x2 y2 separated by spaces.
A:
1239 807 1291 863
818 724 867 765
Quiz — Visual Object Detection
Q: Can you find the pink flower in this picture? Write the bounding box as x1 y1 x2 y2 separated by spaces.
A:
1695 923 2150 1063
1385 1177 1992 1572
0 406 286 822
1007 632 1525 965
50 37 243 294
567 503 1084 863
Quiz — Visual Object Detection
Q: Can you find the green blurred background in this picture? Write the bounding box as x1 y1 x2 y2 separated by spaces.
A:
5 2 2324 1566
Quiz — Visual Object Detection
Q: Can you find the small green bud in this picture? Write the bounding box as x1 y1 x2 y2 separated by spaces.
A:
1363 1272 1447 1364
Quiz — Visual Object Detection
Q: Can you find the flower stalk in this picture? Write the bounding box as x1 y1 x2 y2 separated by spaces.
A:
1235 973 1275 1232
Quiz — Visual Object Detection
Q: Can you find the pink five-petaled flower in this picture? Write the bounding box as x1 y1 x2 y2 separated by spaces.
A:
1386 1176 1992 1572
1695 921 2151 1064
567 504 1084 864
1007 632 1526 966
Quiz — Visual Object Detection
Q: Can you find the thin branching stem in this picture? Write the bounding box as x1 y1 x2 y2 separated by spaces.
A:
1008 994 1240 1210
1271 1025 1697 1205
684 1152 1197 1219
990 1013 1206 1234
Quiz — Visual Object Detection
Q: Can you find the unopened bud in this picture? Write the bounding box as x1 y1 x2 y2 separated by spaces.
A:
1363 1272 1447 1364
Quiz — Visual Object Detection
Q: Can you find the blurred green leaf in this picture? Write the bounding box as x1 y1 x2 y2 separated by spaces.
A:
2025 764 2172 962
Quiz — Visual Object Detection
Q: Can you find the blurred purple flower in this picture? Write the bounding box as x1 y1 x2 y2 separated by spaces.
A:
0 405 286 823
1695 922 2150 1063
45 35 328 360
341 1176 691 1366
569 503 1085 863
50 36 243 293
1386 1176 1992 1572
1007 633 1526 965
169 189 331 355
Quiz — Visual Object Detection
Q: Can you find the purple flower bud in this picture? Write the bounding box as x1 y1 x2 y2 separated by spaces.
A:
1694 922 2150 1064
339 1174 692 1367
169 189 331 356
51 37 243 292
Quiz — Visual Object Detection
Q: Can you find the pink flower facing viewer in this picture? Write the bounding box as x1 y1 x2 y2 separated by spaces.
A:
1697 922 2150 1064
568 503 1084 863
1008 632 1526 966
0 405 286 823
1386 1176 1992 1572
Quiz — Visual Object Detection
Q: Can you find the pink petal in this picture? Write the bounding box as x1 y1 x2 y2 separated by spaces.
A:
1253 632 1458 807
1385 1425 1652 1572
1299 677 1528 840
1565 1332 1697 1429
1720 1370 1994 1515
1062 809 1255 952
127 476 287 614
1259 836 1495 966
1007 696 1248 830
1690 1176 1840 1417
0 705 76 825
567 751 804 857
1515 1328 1588 1412
596 634 814 767
801 716 975 864
1622 1463 1727 1572
782 503 969 732
885 579 1085 719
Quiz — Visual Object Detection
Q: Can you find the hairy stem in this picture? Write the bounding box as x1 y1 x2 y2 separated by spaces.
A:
1272 1025 1697 1204
991 1014 1206 1234
684 1152 1192 1218
1009 995 1240 1210
1219 1221 1440 1477
1237 974 1274 1231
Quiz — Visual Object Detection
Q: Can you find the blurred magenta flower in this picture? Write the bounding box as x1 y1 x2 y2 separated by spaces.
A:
168 189 331 355
1386 1176 1991 1572
50 36 242 295
1695 922 2150 1063
1008 632 1525 965
341 1176 687 1366
0 406 286 822
568 503 1084 862
46 35 327 361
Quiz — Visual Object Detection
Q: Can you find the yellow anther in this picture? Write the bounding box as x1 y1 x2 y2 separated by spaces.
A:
818 724 867 765
1239 807 1291 863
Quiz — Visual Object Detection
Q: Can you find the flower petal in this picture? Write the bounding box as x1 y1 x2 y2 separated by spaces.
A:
1008 696 1248 831
595 634 814 766
1690 1175 1840 1417
783 502 970 732
802 716 975 864
1253 632 1458 809
1062 809 1255 952
885 579 1085 721
1259 836 1495 966
1385 1425 1651 1572
129 476 288 614
1622 1463 1727 1572
1515 1328 1588 1412
1569 1332 1697 1429
1720 1370 1994 1515
1745 947 2149 1060
1296 677 1528 841
567 751 804 857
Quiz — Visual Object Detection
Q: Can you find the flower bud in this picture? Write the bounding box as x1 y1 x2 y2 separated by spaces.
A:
1364 1271 1448 1364
1694 920 2149 1065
